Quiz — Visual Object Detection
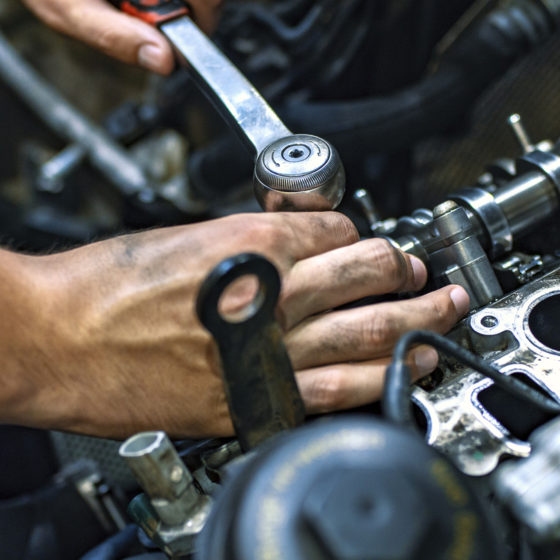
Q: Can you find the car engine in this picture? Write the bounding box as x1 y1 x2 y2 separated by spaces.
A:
2 0 560 558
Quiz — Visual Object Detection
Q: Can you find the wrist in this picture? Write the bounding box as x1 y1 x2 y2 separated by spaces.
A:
0 250 69 428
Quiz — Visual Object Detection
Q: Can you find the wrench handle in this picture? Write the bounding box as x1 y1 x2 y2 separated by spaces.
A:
109 0 188 26
197 253 305 452
162 17 293 156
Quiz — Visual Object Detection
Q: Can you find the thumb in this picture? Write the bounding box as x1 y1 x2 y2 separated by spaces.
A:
24 0 175 74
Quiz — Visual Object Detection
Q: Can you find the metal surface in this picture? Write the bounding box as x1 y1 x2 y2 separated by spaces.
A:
387 137 560 306
75 472 127 532
425 201 503 309
60 459 128 534
411 20 560 209
37 144 86 193
120 431 212 556
162 17 345 211
353 189 381 230
517 149 560 190
508 113 534 153
493 171 558 237
375 125 560 478
254 134 345 211
50 432 136 491
450 186 513 258
495 416 560 541
413 265 560 476
196 253 305 452
163 17 291 157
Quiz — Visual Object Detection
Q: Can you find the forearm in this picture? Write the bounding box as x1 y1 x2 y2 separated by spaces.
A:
0 250 69 429
0 250 41 422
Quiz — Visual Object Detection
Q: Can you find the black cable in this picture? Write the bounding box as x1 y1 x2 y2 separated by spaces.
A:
382 330 560 426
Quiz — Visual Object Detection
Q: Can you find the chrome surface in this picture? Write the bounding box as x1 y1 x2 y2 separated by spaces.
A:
508 113 533 153
163 18 291 157
450 186 513 258
419 202 503 309
120 431 208 526
254 134 345 211
162 18 345 211
517 149 560 190
494 171 558 236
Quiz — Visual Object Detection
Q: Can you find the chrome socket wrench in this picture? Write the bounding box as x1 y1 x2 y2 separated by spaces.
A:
161 16 346 211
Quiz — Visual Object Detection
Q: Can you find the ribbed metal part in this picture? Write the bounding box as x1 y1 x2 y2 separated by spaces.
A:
255 134 340 193
256 164 338 193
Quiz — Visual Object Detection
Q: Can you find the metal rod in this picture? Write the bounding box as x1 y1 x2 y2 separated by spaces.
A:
0 31 149 196
508 113 533 154
38 144 87 192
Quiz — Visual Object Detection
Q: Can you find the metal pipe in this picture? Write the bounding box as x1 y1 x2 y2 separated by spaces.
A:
494 172 558 237
120 431 201 526
0 31 149 196
37 144 87 192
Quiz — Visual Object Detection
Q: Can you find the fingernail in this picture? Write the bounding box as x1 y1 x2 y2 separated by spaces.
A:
450 286 470 316
414 347 439 375
410 256 427 290
138 44 166 73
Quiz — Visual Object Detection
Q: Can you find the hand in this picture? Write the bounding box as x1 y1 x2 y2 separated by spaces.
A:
0 212 469 439
21 0 223 74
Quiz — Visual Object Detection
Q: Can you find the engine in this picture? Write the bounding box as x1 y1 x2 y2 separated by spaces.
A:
2 1 560 559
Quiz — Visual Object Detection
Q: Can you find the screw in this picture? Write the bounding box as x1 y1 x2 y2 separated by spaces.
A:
508 114 533 154
481 315 499 328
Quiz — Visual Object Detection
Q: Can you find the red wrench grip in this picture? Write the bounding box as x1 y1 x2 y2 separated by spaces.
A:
109 0 189 26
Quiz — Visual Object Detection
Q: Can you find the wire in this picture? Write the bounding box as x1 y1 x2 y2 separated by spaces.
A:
382 330 560 426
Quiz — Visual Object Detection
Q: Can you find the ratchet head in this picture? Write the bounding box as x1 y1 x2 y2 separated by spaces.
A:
254 134 346 212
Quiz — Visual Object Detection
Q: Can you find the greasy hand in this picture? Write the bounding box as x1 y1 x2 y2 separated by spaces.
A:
21 0 223 74
7 213 469 439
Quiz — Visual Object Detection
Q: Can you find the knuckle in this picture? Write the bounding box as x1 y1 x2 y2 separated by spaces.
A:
335 213 359 244
370 240 409 288
94 27 123 56
239 216 280 248
361 312 396 350
428 293 457 326
309 369 347 412
255 220 286 252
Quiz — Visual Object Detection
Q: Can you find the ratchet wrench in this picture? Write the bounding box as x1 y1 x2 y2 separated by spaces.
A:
110 0 345 211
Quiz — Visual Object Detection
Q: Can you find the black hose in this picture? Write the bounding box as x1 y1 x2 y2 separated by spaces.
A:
382 330 560 427
79 525 138 560
280 0 560 150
